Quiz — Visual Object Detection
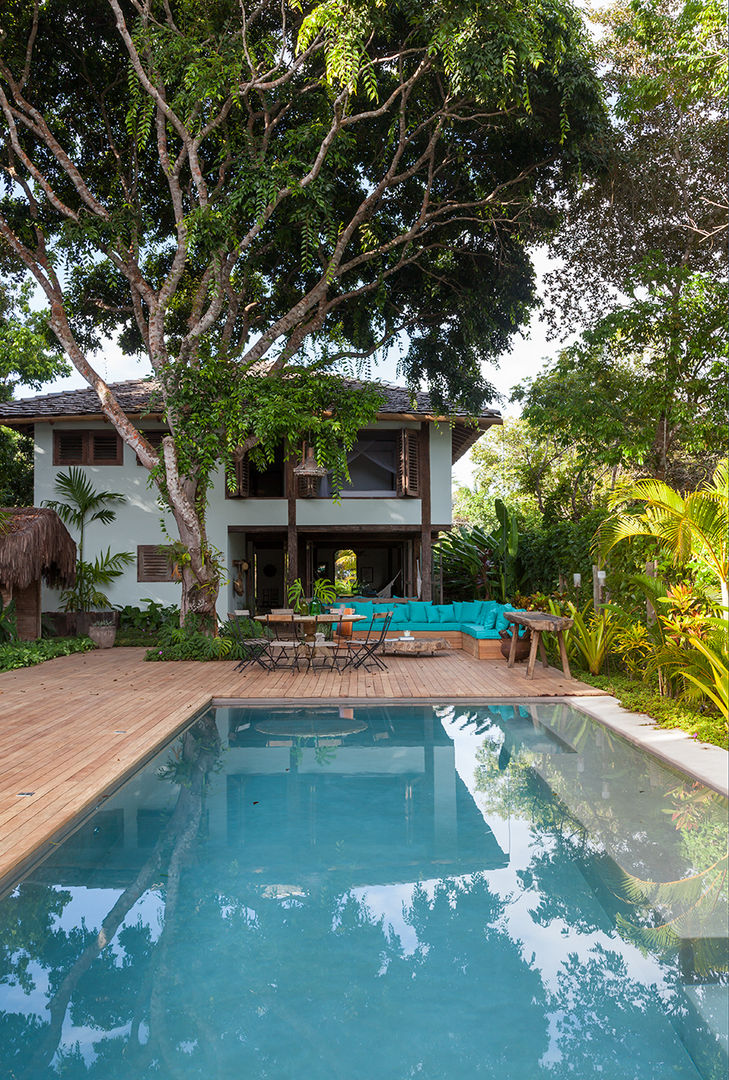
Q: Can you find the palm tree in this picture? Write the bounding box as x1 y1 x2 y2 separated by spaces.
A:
44 468 133 612
597 460 728 610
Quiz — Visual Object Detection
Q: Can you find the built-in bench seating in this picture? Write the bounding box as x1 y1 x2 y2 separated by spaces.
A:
334 599 525 660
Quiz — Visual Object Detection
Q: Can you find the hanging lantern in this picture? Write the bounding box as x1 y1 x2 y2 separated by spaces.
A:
293 446 328 478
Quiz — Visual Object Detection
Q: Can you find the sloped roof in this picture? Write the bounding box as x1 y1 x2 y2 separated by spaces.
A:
0 377 500 423
0 508 76 590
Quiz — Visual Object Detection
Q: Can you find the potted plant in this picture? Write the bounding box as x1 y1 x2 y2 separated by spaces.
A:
88 614 117 649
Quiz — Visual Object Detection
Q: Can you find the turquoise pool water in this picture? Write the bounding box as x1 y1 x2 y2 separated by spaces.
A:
0 702 726 1078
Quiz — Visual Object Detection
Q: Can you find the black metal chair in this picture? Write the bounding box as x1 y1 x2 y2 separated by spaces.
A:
341 611 393 671
226 616 275 672
265 615 307 671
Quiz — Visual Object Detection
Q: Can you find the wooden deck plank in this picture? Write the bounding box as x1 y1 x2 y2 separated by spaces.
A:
0 646 605 892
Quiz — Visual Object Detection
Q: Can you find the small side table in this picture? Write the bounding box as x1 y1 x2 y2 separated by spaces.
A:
504 611 573 679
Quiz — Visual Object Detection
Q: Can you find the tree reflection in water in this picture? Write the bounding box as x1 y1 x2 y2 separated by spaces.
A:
0 704 725 1079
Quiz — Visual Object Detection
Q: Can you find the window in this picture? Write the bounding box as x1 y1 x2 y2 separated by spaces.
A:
137 545 179 582
226 444 285 498
53 428 123 466
135 430 167 465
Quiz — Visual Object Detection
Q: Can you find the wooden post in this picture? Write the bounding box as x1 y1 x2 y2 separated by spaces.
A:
419 423 432 602
286 453 298 587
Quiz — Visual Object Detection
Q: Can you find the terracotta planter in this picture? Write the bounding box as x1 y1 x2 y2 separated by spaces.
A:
499 627 531 662
89 625 117 649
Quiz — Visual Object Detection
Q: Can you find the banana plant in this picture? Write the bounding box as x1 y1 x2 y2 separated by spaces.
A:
493 499 519 603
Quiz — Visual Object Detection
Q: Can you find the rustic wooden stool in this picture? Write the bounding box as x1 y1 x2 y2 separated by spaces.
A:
504 611 574 679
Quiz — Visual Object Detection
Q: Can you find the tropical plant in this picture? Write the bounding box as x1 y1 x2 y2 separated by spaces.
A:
287 578 308 614
434 526 497 601
565 603 624 675
614 621 653 679
650 619 729 722
312 578 337 607
44 468 133 612
597 460 729 610
493 499 519 603
0 594 17 643
145 616 234 662
0 636 95 672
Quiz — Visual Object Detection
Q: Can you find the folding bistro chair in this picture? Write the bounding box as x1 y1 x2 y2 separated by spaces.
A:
341 611 393 671
227 614 275 672
265 614 307 671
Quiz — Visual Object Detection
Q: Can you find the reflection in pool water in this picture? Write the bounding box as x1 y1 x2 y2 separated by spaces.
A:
0 702 726 1079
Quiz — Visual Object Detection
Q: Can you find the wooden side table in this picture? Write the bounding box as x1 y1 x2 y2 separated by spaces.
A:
504 611 573 679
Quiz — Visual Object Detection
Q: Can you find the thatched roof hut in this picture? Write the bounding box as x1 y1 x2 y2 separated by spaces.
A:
0 508 76 639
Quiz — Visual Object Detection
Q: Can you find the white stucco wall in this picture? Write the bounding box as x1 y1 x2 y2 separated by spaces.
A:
34 419 453 618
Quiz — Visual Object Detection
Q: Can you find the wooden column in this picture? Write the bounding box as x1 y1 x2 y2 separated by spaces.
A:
419 422 432 601
285 453 298 586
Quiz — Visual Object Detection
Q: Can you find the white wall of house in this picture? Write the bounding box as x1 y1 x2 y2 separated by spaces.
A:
34 418 454 619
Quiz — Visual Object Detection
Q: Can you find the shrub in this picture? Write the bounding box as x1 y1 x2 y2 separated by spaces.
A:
144 615 266 661
116 600 180 645
0 636 95 672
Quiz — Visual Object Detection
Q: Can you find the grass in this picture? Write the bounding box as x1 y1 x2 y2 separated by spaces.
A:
577 670 728 751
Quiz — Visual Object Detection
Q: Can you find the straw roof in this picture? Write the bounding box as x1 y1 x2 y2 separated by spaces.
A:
0 508 76 590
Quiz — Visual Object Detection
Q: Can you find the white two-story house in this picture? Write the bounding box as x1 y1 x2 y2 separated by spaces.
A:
0 379 500 619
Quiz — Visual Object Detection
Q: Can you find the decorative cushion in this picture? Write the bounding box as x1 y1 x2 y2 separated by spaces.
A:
425 605 444 624
407 601 432 622
389 607 408 628
494 603 515 632
481 607 499 630
452 601 484 623
461 622 500 639
435 604 456 623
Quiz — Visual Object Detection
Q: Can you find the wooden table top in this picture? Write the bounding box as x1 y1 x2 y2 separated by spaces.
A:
254 613 366 624
505 610 573 632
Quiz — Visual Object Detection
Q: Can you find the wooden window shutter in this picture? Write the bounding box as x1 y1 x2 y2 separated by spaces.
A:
233 454 251 498
90 430 123 465
136 430 166 466
137 545 178 582
53 430 85 465
397 429 419 496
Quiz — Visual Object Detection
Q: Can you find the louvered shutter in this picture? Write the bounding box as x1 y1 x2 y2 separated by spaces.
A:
136 430 166 466
235 454 251 498
137 545 176 582
53 430 85 465
397 429 419 496
90 431 123 465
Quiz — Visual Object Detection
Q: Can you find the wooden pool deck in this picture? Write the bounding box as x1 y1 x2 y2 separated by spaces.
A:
0 647 606 894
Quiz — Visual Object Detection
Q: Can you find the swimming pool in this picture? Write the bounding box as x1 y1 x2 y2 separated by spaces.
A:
0 701 726 1078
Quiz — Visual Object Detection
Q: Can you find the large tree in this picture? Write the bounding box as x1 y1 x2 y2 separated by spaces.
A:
0 0 605 619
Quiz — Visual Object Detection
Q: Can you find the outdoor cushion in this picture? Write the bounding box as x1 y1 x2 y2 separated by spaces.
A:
425 605 445 624
407 601 432 621
461 622 500 639
480 607 499 630
494 604 516 632
433 604 455 623
452 601 485 623
388 607 408 628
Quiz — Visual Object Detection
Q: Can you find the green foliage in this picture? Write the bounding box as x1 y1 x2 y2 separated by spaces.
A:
434 525 496 601
598 460 729 609
287 578 308 614
0 427 34 506
650 619 729 723
516 270 727 485
565 603 624 675
44 468 133 612
516 509 606 595
312 578 337 606
578 671 728 750
116 600 180 646
0 594 17 643
0 636 95 672
145 616 234 662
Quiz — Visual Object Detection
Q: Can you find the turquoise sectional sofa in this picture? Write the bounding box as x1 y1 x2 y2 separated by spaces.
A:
339 600 522 642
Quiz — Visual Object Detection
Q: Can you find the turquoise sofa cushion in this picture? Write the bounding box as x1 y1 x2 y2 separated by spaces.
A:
461 622 501 640
389 607 408 628
479 604 499 630
425 605 444 624
495 604 516 632
452 601 485 623
430 622 461 632
433 604 455 623
407 601 431 622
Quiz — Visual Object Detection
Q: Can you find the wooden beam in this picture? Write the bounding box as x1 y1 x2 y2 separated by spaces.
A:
419 423 432 601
